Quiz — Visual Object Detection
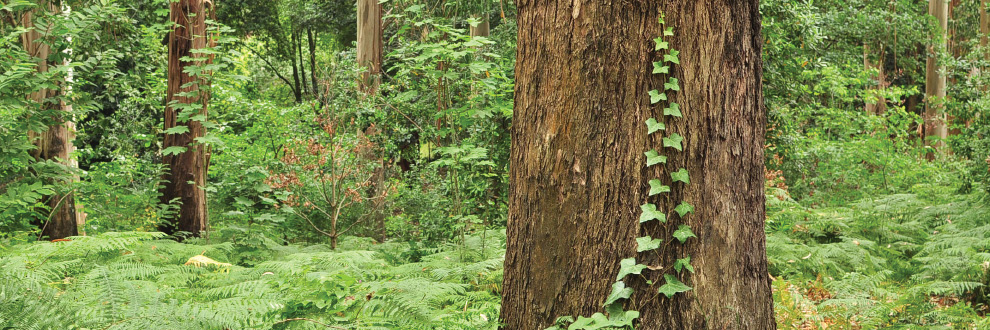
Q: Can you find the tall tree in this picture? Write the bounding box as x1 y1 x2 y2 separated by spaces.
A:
924 0 949 155
864 42 887 114
160 0 213 237
20 2 79 239
356 0 381 93
501 1 774 329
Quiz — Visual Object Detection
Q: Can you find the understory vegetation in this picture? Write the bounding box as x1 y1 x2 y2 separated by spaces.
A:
3 0 990 328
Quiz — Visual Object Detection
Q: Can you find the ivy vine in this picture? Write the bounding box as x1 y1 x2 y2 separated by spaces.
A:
547 13 696 330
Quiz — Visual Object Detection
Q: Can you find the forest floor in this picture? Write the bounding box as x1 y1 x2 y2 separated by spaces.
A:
3 183 990 329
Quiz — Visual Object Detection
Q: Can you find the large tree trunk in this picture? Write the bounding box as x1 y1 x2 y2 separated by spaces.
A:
501 1 773 329
924 0 948 157
161 0 212 238
21 4 78 240
356 0 382 94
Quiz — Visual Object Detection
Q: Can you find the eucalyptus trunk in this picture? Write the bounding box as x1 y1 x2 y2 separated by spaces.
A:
161 0 212 238
356 0 382 94
500 1 774 329
21 4 78 240
924 0 948 156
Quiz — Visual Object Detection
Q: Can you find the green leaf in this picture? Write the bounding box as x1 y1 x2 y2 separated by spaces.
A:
674 256 694 273
671 168 690 184
645 150 667 167
164 125 190 135
639 203 666 223
658 274 692 298
664 49 681 64
654 37 669 50
663 103 681 117
674 202 694 217
162 146 188 156
636 236 663 252
649 90 666 104
663 133 684 151
664 77 680 91
653 62 670 74
616 257 647 280
648 180 670 196
646 118 665 134
603 281 633 306
673 225 697 243
664 27 675 36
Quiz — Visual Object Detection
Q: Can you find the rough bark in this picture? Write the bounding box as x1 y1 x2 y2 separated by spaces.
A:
924 0 948 156
161 0 212 238
21 4 78 239
501 1 774 329
356 0 382 94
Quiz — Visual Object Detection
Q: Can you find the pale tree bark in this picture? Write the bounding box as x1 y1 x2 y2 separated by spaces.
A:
21 2 78 240
470 14 489 38
160 0 213 238
924 0 948 156
356 0 382 94
982 0 988 51
864 42 887 115
501 1 774 329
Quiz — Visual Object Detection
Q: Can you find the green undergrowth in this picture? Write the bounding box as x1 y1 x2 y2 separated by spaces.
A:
768 181 990 329
0 231 504 330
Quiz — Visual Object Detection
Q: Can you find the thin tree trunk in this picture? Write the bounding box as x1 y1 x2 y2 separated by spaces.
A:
296 30 308 96
864 42 886 115
982 0 988 52
307 28 318 96
924 0 948 157
290 29 303 103
501 1 774 329
356 0 382 94
21 4 78 240
161 0 212 238
470 14 489 37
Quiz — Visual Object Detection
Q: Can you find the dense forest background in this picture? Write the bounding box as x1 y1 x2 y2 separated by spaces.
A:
2 0 990 328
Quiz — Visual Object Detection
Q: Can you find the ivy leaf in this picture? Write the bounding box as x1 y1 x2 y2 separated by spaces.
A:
671 168 690 184
162 146 188 156
658 274 692 298
646 118 665 134
649 90 666 104
654 37 669 50
640 203 666 223
636 236 663 252
652 62 670 74
674 256 694 273
164 125 190 135
648 180 670 196
663 133 684 151
674 202 694 217
664 27 675 36
673 225 697 243
616 257 647 280
645 150 666 167
664 77 680 91
603 281 634 306
663 103 681 117
664 49 681 65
